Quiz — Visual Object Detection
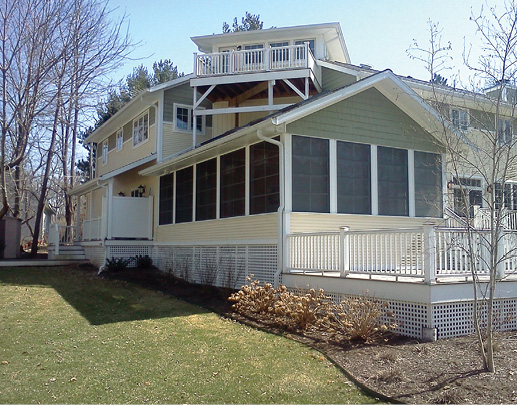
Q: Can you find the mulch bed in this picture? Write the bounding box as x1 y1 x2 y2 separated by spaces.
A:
95 265 517 404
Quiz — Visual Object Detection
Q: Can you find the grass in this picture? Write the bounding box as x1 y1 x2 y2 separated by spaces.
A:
0 265 377 404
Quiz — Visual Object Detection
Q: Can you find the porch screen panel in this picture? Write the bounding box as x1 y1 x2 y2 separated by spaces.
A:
378 146 408 216
175 166 193 223
220 148 245 218
337 141 371 214
195 158 217 221
159 174 174 225
415 151 442 217
250 140 280 215
292 135 329 213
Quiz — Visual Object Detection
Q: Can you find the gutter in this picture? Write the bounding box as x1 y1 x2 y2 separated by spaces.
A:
257 129 285 287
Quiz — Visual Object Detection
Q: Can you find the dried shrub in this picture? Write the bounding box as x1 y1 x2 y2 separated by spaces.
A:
229 278 396 343
273 287 328 330
317 294 397 343
229 276 278 315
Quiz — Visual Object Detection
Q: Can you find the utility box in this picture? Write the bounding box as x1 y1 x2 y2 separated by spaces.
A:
0 216 22 259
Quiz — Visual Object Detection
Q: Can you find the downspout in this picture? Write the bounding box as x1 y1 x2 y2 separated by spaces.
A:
257 129 285 287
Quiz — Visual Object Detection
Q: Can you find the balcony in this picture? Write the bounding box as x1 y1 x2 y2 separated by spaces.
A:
194 43 318 77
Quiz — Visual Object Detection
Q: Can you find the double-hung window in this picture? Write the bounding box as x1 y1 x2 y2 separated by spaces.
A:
497 118 513 145
174 104 204 134
101 140 108 165
116 128 123 150
133 111 149 147
451 108 469 131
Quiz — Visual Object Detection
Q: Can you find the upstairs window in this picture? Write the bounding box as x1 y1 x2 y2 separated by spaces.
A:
101 140 108 165
497 118 512 145
451 108 469 131
174 104 205 134
116 128 123 150
133 111 149 147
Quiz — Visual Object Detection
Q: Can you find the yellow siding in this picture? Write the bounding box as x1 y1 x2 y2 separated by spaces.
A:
238 96 300 127
90 188 106 218
97 125 155 177
112 162 157 197
155 213 278 243
288 213 440 233
161 123 210 158
212 101 235 136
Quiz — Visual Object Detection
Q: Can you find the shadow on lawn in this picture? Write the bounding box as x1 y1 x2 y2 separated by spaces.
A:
0 264 210 325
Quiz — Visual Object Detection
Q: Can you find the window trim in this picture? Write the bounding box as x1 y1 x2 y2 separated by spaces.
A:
451 108 469 131
173 103 205 134
116 128 123 151
101 139 108 165
497 117 513 145
132 111 149 148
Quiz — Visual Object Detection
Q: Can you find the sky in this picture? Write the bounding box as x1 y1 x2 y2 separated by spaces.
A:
106 0 494 85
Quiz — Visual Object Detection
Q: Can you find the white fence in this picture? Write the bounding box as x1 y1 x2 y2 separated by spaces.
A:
195 43 313 76
48 224 78 255
82 217 103 241
287 226 517 283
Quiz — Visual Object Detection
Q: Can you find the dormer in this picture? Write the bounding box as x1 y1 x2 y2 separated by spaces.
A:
189 23 350 139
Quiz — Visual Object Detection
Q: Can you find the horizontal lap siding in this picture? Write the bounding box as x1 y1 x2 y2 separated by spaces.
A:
162 123 210 158
155 213 278 243
97 125 155 176
287 87 443 152
288 213 437 233
321 67 357 91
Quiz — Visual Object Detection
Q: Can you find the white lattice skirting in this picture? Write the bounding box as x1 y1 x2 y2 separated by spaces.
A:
84 243 278 289
320 291 517 339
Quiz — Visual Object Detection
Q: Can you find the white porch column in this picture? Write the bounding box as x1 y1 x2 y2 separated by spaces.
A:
423 223 437 284
75 196 81 241
408 149 415 217
371 145 378 216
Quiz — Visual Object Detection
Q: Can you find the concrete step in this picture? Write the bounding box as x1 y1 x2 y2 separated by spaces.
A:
48 244 86 261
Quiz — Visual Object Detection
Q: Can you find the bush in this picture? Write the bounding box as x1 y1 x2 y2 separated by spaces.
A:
104 257 130 273
229 276 278 315
229 278 396 343
316 294 397 343
135 254 154 269
273 287 328 330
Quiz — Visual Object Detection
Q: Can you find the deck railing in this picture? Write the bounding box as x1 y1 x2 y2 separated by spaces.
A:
195 43 313 76
474 206 517 230
82 217 103 241
48 224 78 255
286 225 517 283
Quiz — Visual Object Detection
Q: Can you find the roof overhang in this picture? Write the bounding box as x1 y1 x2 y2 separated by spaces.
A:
85 75 192 144
191 22 350 64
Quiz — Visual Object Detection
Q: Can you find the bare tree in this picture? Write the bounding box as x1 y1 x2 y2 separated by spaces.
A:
408 3 517 372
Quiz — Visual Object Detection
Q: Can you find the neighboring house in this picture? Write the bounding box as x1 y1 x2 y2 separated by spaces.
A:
64 23 517 340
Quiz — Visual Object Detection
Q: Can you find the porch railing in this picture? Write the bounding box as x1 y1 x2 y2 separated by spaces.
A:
48 224 77 255
474 206 517 230
82 217 103 241
195 43 314 77
286 225 517 283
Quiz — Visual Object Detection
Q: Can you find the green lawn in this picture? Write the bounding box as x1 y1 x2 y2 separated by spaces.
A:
0 266 377 404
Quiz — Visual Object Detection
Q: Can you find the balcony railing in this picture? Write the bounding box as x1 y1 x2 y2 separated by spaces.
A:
195 43 315 77
286 226 517 282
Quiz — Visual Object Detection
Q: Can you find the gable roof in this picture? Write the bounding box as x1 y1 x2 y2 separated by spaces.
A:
140 69 449 177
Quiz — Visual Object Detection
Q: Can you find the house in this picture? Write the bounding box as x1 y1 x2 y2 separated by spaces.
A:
63 22 517 340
